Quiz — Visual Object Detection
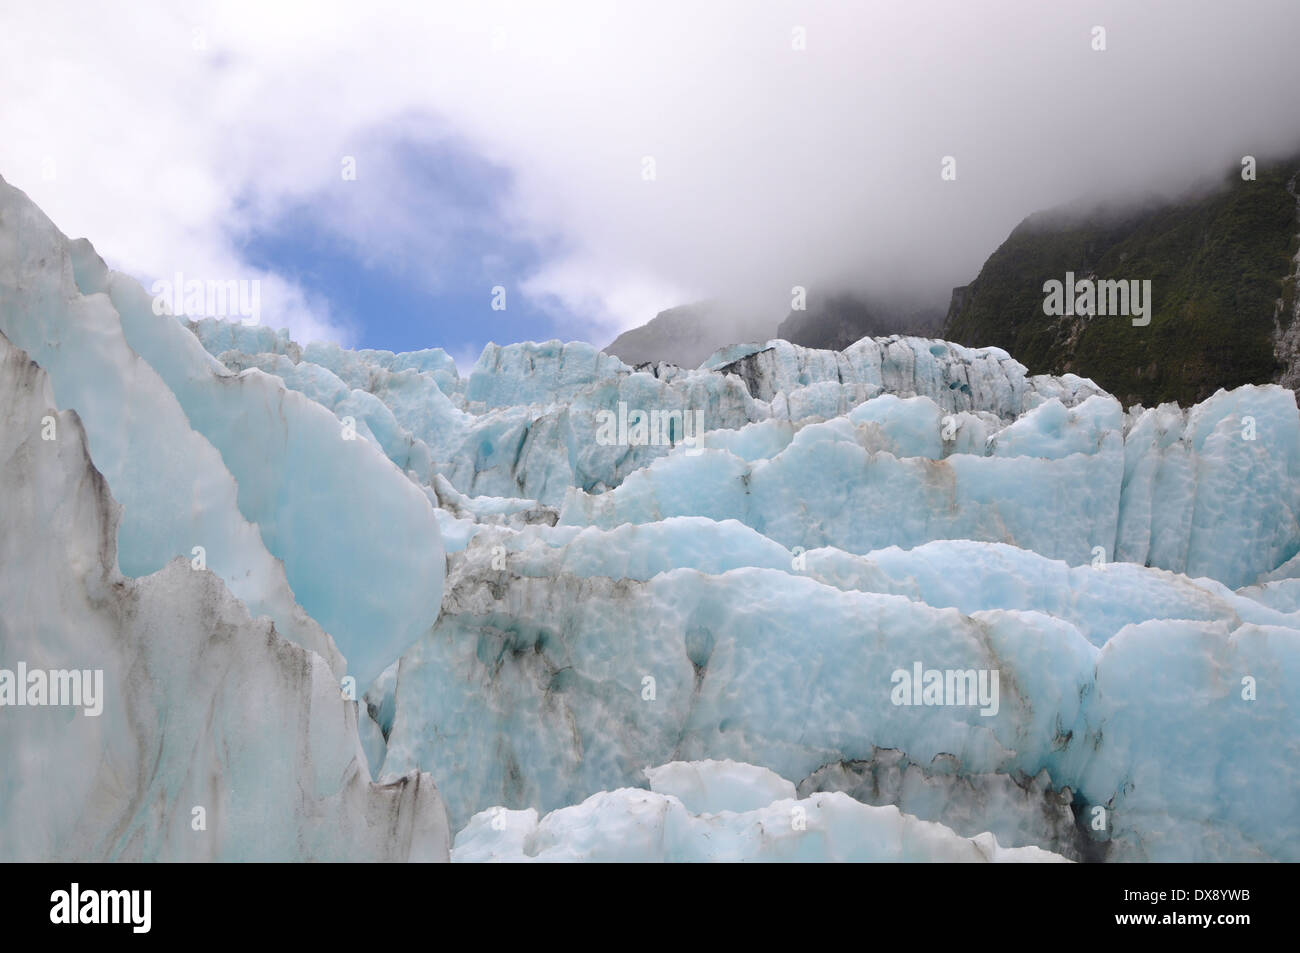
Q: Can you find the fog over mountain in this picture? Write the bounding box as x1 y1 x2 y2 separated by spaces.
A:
3 1 1299 350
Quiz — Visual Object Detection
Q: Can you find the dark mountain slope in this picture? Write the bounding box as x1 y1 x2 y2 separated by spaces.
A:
943 158 1300 406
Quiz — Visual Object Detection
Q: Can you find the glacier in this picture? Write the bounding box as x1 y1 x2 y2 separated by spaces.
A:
0 330 449 860
1 172 1298 862
452 760 1068 862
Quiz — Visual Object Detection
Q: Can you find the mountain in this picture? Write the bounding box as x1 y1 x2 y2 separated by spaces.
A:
4 174 1300 861
776 292 945 351
943 157 1300 407
603 301 758 369
607 293 946 370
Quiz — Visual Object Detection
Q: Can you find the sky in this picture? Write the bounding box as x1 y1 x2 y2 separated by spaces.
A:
2 0 1299 365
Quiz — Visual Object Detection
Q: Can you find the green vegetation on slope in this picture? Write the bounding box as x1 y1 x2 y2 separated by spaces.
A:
943 160 1300 406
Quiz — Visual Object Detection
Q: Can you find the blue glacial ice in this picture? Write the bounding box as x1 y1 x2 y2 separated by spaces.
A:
1 173 1298 862
452 760 1067 862
0 329 449 860
0 181 443 686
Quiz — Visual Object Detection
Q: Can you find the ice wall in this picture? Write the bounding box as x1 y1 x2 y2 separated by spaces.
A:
0 332 450 860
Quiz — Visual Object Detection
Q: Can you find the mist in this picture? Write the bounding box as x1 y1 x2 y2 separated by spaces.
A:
2 0 1298 348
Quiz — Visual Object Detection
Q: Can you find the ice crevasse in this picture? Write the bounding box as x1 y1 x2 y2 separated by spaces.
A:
1 174 1297 862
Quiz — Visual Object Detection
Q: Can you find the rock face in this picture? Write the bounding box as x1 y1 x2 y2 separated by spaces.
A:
943 157 1300 407
1272 171 1300 390
603 301 760 370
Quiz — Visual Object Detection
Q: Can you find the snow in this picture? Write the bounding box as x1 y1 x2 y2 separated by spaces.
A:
643 760 796 814
452 761 1067 862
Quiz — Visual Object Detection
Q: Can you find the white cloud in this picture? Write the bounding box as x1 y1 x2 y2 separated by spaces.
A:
521 256 696 342
2 0 1298 347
